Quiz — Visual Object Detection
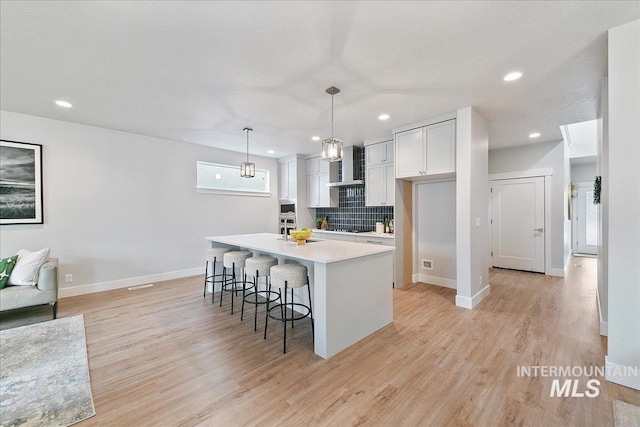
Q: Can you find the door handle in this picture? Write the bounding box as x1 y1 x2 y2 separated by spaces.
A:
533 228 544 232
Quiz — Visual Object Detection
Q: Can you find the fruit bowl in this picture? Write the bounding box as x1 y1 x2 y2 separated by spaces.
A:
289 229 312 245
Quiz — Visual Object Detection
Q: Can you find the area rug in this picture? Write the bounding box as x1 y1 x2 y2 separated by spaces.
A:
613 400 640 427
0 315 95 427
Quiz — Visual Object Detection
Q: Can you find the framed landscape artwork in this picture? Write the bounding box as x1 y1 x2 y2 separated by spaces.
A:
0 140 43 225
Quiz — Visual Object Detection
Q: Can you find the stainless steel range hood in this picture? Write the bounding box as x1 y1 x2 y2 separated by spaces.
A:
327 145 364 187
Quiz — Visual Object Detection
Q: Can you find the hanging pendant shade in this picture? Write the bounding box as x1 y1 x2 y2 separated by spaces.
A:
240 127 255 178
322 86 343 162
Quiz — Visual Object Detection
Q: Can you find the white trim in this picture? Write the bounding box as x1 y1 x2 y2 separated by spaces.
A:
605 357 640 390
544 176 553 276
195 187 271 197
596 285 608 336
489 168 553 181
455 284 490 309
392 112 457 134
415 273 457 289
59 267 203 298
548 269 565 277
364 135 393 146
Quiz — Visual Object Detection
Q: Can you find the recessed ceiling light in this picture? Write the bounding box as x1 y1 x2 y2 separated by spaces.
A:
529 132 541 138
267 150 275 154
503 71 523 82
311 136 320 141
378 114 390 121
55 100 73 108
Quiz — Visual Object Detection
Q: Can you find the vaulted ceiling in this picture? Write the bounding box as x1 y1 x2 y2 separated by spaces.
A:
1 1 637 157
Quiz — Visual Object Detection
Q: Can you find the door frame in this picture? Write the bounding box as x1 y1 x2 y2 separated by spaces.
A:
572 181 598 255
489 168 553 276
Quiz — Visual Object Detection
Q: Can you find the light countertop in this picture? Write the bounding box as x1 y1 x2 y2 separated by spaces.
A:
311 230 395 239
206 233 394 264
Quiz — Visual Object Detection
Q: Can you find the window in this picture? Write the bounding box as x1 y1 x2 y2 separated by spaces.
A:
196 161 270 196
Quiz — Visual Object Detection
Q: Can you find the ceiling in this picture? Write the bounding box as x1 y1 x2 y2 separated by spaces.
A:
1 2 638 158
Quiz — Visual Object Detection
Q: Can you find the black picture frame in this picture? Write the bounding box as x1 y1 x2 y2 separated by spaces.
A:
0 140 44 225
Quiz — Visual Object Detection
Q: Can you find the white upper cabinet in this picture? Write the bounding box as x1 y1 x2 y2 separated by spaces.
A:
425 121 456 175
306 156 330 175
306 155 338 208
395 119 456 179
366 140 394 165
278 157 298 200
365 139 395 206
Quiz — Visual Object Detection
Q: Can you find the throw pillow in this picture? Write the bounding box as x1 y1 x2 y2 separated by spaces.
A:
7 248 50 286
0 255 19 289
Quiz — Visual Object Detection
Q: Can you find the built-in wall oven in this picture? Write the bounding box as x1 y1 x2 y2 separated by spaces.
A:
279 203 296 235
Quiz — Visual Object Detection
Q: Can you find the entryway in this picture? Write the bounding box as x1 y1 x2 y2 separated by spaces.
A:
573 182 598 256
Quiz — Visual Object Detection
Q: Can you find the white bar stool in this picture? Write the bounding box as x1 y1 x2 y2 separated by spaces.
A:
204 247 231 304
221 250 253 315
264 263 314 353
242 255 280 331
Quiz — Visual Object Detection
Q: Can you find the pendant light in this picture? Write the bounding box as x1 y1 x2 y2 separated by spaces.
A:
322 86 343 162
240 127 255 178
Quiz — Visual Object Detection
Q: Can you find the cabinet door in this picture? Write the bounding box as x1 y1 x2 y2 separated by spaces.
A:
318 157 330 174
384 140 395 163
278 162 288 199
307 157 319 175
384 163 395 206
307 174 319 207
425 120 456 175
366 142 387 166
317 173 330 207
287 160 297 198
395 128 424 179
365 165 385 206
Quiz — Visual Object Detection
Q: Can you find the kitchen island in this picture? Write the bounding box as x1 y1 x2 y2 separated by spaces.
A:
206 233 394 359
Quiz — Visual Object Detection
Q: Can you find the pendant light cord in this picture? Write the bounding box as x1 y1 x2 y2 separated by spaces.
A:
331 94 334 139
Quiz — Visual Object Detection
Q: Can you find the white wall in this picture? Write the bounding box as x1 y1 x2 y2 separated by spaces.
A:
571 162 597 183
0 111 279 295
597 78 609 336
489 140 567 273
606 19 640 391
414 180 456 288
456 107 490 308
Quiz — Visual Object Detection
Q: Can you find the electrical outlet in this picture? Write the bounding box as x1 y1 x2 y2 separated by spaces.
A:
65 274 73 283
479 276 483 286
422 259 433 271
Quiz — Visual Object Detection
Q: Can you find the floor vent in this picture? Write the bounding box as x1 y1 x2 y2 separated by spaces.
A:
128 284 154 291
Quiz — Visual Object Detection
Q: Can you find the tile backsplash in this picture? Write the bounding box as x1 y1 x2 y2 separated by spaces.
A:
315 146 394 231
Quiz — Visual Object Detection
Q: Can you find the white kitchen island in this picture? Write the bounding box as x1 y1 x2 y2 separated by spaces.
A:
206 233 394 359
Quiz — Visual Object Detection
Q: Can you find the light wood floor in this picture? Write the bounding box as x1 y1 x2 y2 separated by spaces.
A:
34 257 640 425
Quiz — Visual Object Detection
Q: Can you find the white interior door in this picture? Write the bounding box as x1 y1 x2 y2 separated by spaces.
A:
491 177 545 273
575 184 598 255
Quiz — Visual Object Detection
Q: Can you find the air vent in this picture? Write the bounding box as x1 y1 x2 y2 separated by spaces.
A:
422 259 433 270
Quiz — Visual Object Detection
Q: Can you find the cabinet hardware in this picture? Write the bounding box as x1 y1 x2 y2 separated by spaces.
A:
533 228 544 232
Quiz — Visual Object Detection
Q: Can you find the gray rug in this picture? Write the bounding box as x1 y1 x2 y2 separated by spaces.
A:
0 315 95 427
614 400 640 427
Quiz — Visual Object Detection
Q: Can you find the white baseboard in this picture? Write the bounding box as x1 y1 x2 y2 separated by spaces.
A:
455 284 491 309
413 273 457 289
59 267 203 298
596 285 608 336
605 357 640 390
548 268 565 277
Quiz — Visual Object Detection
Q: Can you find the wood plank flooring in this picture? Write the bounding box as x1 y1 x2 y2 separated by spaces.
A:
34 257 640 425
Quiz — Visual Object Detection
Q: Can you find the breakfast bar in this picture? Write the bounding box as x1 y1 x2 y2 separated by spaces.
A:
206 233 394 359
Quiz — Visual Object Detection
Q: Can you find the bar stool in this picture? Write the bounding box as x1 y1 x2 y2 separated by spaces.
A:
241 255 280 331
264 263 314 353
204 247 231 304
221 250 253 315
